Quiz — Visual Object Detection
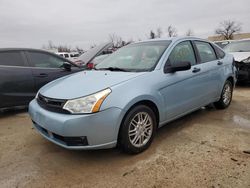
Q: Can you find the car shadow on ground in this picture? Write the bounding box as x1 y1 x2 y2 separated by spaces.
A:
0 107 28 119
236 82 250 88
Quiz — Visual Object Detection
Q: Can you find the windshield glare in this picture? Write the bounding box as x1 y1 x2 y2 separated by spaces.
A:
224 40 250 52
95 41 171 72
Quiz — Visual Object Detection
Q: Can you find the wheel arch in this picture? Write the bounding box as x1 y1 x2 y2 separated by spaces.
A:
227 76 234 86
117 99 160 145
123 100 160 125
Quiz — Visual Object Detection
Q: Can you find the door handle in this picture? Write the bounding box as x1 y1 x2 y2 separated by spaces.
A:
217 61 223 65
192 67 201 73
36 73 48 78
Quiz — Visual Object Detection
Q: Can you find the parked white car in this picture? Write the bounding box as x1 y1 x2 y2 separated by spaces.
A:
224 39 250 82
56 52 79 61
214 40 232 49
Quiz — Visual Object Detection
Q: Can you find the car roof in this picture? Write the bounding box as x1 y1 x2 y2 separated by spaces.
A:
133 36 209 45
0 48 55 53
0 48 76 63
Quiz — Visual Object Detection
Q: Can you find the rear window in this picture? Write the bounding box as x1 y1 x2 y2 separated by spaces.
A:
195 41 217 63
0 51 25 67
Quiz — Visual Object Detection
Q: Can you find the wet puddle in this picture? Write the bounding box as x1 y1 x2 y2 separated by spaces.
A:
233 115 250 128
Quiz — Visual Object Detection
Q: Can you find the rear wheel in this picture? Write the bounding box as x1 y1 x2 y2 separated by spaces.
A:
214 80 233 109
119 105 157 154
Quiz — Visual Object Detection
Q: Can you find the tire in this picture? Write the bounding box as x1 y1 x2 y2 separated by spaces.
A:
214 80 233 109
119 105 157 154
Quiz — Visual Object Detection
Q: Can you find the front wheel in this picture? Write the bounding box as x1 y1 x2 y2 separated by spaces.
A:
119 105 157 154
214 80 233 109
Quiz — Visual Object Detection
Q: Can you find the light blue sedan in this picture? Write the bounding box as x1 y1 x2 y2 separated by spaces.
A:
29 37 236 154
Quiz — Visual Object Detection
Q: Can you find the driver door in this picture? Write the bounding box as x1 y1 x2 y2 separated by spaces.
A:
160 41 205 120
26 51 73 91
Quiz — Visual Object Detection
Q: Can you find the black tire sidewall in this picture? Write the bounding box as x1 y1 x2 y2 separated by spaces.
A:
215 80 233 109
119 105 157 154
222 81 233 107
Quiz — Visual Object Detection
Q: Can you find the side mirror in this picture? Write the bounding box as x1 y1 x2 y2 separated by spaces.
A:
164 61 191 73
63 62 72 71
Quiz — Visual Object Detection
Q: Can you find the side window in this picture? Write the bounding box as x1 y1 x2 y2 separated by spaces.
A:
28 52 65 68
0 51 25 67
168 41 196 66
213 45 225 59
64 54 69 58
195 41 217 63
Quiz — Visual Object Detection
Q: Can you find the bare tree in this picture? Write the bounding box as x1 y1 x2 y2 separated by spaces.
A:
57 45 71 52
46 40 56 49
215 20 242 40
149 30 156 39
125 38 134 45
186 29 194 36
75 46 84 53
109 33 123 48
156 27 163 38
90 44 97 49
167 25 178 37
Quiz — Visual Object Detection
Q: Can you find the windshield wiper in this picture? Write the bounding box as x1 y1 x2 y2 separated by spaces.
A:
96 67 129 72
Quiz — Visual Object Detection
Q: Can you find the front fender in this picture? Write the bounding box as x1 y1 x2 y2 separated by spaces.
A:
100 71 166 130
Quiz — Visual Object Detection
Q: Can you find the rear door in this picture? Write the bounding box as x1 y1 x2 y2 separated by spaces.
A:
25 50 78 91
0 50 35 108
193 41 222 100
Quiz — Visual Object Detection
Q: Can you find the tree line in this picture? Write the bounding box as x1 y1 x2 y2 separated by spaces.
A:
43 19 242 52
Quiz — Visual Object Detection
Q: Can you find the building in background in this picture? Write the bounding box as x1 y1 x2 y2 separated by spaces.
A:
208 33 250 41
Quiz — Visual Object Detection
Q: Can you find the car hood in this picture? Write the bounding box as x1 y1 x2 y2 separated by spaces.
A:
229 52 250 62
39 71 146 99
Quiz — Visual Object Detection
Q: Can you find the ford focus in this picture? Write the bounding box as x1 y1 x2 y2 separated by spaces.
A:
29 37 236 154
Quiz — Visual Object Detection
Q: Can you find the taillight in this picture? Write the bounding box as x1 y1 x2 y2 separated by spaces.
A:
87 63 94 69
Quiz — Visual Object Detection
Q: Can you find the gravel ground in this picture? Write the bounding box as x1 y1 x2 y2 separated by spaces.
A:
0 86 250 188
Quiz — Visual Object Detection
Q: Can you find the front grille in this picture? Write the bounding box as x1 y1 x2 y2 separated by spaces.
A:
33 121 88 146
37 94 70 114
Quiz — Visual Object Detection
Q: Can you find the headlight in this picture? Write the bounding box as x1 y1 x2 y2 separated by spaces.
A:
63 88 111 114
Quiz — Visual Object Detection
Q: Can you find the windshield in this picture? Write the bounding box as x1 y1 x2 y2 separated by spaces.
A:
224 40 250 52
95 41 171 72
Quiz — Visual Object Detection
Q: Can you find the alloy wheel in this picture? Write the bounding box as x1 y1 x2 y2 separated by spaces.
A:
128 112 153 147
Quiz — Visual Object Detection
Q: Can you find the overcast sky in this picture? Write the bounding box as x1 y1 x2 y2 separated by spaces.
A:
0 0 249 50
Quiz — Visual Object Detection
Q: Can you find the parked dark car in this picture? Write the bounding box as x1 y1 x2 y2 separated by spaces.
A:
0 48 82 110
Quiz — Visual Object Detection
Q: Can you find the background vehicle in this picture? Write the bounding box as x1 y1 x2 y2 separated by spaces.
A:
86 54 110 69
0 48 82 110
56 52 80 61
74 42 113 67
214 40 232 48
224 39 250 82
29 37 236 154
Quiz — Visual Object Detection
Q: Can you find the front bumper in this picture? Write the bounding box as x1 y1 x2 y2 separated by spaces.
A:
237 70 249 81
29 99 123 150
235 62 250 81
